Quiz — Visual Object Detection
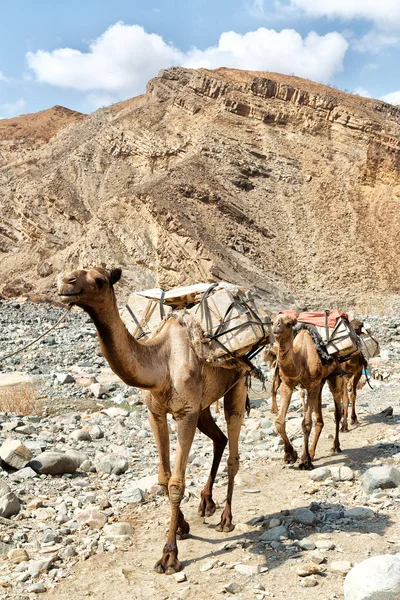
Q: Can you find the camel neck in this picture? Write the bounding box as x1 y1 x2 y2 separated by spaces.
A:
277 332 301 379
84 296 161 390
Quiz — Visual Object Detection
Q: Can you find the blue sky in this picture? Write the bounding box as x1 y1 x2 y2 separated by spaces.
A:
1 0 400 118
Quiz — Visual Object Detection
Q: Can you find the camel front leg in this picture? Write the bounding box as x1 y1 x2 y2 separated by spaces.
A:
197 406 227 517
275 380 297 464
341 376 350 432
299 386 318 470
154 411 198 575
270 367 280 415
327 375 343 453
148 411 171 493
216 379 246 533
350 371 362 425
309 383 324 460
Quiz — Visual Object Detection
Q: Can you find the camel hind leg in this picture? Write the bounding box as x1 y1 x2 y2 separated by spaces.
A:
216 377 246 533
197 406 227 517
350 370 362 425
327 374 343 453
341 376 350 432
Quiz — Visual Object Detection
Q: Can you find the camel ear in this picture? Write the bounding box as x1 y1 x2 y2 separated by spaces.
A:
109 268 122 285
290 317 298 326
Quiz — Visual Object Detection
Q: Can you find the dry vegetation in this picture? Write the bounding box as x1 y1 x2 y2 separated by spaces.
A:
0 383 45 416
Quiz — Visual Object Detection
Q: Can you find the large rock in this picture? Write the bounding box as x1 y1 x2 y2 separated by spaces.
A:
95 452 128 475
76 508 107 529
344 555 400 600
0 492 20 518
0 439 32 470
260 525 287 542
363 466 400 494
30 452 79 475
293 507 318 526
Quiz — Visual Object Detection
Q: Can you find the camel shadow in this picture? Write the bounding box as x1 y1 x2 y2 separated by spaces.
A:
180 499 394 571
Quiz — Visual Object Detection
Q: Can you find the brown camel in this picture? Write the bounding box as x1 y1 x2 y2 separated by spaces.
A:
340 351 366 431
261 344 280 414
58 267 249 575
272 314 343 469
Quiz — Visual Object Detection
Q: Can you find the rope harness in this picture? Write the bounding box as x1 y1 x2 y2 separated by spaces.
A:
0 306 72 363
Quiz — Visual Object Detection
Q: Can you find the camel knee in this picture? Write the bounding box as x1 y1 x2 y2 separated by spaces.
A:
302 419 312 435
168 482 184 505
275 417 285 436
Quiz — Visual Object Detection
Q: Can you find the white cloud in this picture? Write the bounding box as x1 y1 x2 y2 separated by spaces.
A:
380 90 400 105
353 31 399 53
86 93 119 109
0 98 26 118
0 72 6 81
353 87 373 98
285 0 400 29
26 22 348 103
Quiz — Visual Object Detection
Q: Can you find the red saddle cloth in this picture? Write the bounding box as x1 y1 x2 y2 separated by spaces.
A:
298 310 348 328
279 309 348 328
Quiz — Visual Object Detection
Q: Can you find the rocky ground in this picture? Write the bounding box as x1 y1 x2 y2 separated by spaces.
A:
0 299 399 599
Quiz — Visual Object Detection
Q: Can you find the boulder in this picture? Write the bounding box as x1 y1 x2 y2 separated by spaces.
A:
95 452 128 475
0 439 33 470
30 452 79 475
363 466 400 494
344 555 400 600
0 492 21 518
293 507 318 526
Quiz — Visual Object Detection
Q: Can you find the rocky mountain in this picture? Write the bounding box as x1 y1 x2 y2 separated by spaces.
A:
1 67 400 312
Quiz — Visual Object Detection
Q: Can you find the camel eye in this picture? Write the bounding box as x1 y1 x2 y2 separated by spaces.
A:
95 277 107 288
67 277 77 284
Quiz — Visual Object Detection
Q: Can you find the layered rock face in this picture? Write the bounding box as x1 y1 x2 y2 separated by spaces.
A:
1 67 400 312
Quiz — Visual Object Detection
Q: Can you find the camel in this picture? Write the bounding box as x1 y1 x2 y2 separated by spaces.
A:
261 344 280 414
57 267 249 575
272 313 343 469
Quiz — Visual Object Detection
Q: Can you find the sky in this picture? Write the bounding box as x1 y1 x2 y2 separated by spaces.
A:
1 0 400 118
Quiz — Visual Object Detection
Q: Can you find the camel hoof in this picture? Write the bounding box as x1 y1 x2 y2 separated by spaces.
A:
299 461 314 471
177 521 190 540
350 418 359 426
198 497 216 518
331 446 342 454
215 522 235 533
284 450 298 464
340 424 349 432
154 556 182 575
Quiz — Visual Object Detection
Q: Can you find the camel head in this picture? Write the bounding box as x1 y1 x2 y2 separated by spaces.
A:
272 313 297 341
57 267 122 309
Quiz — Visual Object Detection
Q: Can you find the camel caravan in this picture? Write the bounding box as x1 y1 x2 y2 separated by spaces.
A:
57 267 380 574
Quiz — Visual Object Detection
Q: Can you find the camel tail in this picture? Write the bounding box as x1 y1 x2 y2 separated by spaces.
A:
246 394 251 417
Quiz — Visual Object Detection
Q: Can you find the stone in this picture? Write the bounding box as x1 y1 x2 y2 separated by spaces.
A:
56 373 75 385
76 508 107 529
95 453 128 475
174 572 187 583
0 492 20 518
344 507 375 520
260 525 287 542
293 507 318 526
70 429 92 442
315 540 335 551
8 548 29 564
65 450 88 468
30 452 78 475
296 563 323 577
101 406 129 417
330 466 355 481
224 582 242 594
363 466 400 494
28 583 46 593
9 466 37 482
330 560 352 575
0 439 33 469
234 563 260 576
300 575 318 587
297 539 316 551
120 487 146 504
344 555 400 600
89 383 108 398
269 518 281 528
309 467 331 482
103 522 134 538
14 424 37 435
84 424 103 439
28 558 54 576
